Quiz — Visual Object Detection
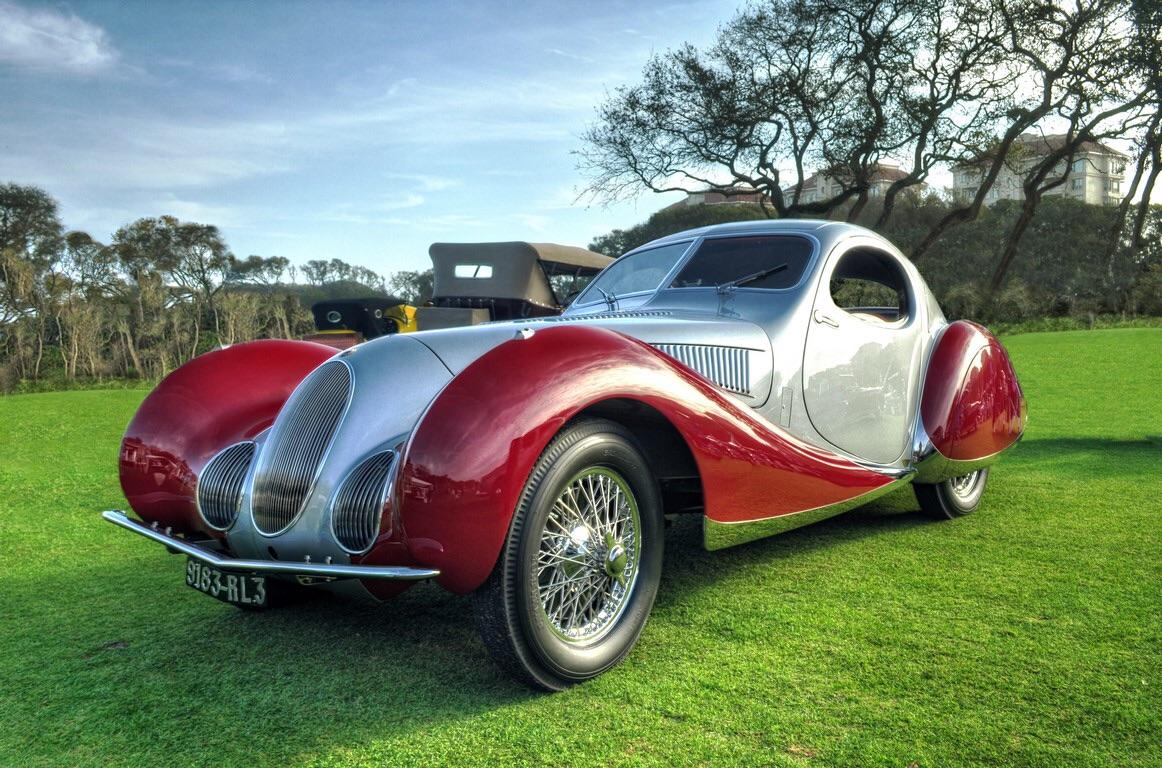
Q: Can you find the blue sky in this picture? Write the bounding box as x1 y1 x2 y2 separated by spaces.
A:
0 0 738 274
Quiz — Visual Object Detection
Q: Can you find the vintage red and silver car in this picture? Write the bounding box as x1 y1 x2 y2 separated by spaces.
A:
106 220 1026 689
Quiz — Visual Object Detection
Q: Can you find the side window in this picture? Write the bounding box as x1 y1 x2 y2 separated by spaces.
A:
828 248 911 323
670 235 813 290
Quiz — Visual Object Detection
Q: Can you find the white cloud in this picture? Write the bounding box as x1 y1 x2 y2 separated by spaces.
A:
547 48 596 65
384 173 460 192
0 1 118 75
315 195 426 224
151 196 250 228
510 213 551 233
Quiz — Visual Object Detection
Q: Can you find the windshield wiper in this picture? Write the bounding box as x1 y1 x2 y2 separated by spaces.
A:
597 287 619 311
716 263 789 294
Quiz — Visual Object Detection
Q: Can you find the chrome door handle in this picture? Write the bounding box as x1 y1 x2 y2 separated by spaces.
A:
813 310 839 328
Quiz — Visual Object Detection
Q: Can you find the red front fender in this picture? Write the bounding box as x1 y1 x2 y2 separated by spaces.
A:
394 324 894 594
119 340 335 535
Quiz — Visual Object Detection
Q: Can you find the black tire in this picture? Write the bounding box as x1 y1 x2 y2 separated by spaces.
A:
914 468 990 519
472 419 663 691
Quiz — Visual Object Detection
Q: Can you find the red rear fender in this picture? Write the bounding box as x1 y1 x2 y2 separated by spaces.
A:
920 321 1026 464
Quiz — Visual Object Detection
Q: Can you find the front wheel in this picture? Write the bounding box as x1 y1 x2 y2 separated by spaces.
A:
914 468 990 519
472 419 663 690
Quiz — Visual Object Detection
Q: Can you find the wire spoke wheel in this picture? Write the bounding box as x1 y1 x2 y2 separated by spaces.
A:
536 468 641 643
472 419 663 690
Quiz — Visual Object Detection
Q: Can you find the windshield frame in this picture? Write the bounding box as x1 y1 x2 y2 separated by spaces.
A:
570 239 696 309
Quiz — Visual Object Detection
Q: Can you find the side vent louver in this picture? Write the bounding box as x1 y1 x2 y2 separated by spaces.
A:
651 343 753 396
331 452 395 553
196 441 256 531
251 360 351 536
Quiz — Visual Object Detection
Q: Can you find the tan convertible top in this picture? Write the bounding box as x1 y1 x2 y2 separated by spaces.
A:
429 241 613 306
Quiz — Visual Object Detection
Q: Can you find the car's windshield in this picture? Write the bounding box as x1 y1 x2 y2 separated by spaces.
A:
574 242 691 305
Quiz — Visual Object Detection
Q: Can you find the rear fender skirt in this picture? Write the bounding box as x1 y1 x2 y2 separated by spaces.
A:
918 321 1026 480
394 324 897 594
119 340 336 536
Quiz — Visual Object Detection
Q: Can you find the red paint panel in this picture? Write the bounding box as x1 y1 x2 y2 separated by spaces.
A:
921 321 1026 461
393 324 894 594
119 340 335 535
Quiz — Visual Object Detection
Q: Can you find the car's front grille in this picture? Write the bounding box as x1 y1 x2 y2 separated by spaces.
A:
251 360 351 535
331 451 395 553
196 441 256 530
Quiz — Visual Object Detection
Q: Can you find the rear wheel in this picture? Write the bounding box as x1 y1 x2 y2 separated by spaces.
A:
472 419 663 690
914 468 989 519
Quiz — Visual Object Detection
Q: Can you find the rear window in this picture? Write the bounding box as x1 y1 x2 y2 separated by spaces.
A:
670 235 813 290
453 264 494 278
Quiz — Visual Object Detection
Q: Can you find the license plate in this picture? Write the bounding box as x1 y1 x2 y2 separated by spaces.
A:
185 559 267 607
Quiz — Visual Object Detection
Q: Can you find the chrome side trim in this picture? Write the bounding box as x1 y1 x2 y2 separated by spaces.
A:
102 511 439 580
910 443 1015 484
702 474 913 551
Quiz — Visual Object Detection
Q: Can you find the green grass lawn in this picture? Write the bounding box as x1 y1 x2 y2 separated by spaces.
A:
1 328 1158 767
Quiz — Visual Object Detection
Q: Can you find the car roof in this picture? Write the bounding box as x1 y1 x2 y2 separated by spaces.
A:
634 218 861 251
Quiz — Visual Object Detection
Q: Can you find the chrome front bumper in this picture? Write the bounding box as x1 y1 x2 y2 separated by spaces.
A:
102 510 440 581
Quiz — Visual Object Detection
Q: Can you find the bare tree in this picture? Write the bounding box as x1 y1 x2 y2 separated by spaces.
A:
580 0 1154 287
579 0 1013 224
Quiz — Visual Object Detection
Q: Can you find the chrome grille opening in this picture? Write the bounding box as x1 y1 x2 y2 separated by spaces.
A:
196 441 256 530
331 451 395 553
252 360 351 535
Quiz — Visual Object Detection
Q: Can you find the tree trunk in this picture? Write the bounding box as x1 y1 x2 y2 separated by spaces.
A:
846 189 870 222
120 323 143 379
189 311 201 361
988 193 1040 293
1130 132 1162 249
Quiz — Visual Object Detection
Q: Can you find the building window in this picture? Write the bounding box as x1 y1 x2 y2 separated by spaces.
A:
1072 158 1086 173
1071 178 1083 191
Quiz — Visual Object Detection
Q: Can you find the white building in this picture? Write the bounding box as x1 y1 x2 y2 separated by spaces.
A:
793 162 913 204
660 186 767 212
952 133 1128 206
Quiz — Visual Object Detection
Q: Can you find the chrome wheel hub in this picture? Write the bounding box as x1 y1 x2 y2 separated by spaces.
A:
950 470 983 500
536 467 641 643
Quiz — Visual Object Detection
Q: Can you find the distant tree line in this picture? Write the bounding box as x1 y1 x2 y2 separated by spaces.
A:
580 0 1161 299
588 194 1162 323
0 182 435 391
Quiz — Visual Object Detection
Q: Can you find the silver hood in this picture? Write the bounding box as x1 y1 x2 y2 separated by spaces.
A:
410 311 775 404
225 335 452 568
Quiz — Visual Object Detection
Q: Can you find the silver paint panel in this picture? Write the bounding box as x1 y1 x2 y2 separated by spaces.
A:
801 236 928 465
